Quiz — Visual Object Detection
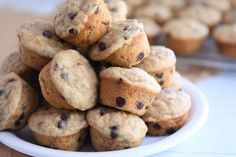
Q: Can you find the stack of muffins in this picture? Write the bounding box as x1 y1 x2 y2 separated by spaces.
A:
0 0 192 151
126 0 236 58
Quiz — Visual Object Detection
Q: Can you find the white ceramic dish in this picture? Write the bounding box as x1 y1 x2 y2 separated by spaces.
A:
0 78 208 157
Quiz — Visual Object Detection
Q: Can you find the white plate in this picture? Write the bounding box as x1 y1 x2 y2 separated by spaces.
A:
0 78 208 157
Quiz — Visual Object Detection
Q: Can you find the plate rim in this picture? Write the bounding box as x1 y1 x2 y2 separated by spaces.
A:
0 78 209 157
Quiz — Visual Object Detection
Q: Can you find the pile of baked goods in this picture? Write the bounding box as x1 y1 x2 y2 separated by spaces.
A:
0 0 192 151
126 0 236 57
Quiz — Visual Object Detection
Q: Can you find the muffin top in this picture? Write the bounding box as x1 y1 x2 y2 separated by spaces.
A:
54 0 111 38
0 73 25 130
134 3 172 24
142 88 191 122
17 19 70 58
105 0 127 22
139 18 161 37
201 0 231 13
164 18 209 39
49 49 98 111
136 46 176 72
213 24 236 44
87 107 147 141
0 52 32 75
29 108 88 136
100 67 161 94
89 19 145 60
179 5 222 27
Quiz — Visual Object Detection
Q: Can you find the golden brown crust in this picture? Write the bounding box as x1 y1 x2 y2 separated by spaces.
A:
20 43 51 70
99 78 157 116
32 128 87 151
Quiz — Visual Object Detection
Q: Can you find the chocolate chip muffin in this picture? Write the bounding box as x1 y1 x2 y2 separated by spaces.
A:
139 18 161 45
142 88 191 136
0 72 38 131
87 107 147 151
136 46 176 88
99 67 161 116
17 19 71 70
213 24 236 58
163 18 209 54
179 5 222 29
0 52 35 84
89 19 150 67
105 0 127 22
54 0 112 48
39 49 98 111
28 108 88 151
134 2 173 25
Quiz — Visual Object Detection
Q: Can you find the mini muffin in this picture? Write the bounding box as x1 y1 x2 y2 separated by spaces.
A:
164 18 209 54
105 0 127 22
89 19 150 67
223 10 236 24
99 67 161 116
39 49 98 110
151 0 186 14
87 107 147 151
179 5 222 29
0 72 38 131
171 72 182 90
200 0 231 13
134 2 173 25
29 108 88 151
17 19 71 70
213 24 236 58
0 52 35 83
139 18 161 45
229 0 236 9
142 88 191 136
54 0 112 48
136 46 176 88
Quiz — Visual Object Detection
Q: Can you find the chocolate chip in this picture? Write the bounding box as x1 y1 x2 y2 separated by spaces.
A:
68 13 77 20
42 30 53 39
7 78 16 83
60 112 70 121
153 123 161 130
60 73 68 81
156 72 164 78
124 146 130 149
146 106 149 109
69 28 78 35
137 52 144 61
123 35 128 40
0 89 5 96
136 102 144 109
57 120 67 129
95 7 100 14
158 80 164 86
100 110 105 116
118 78 123 84
102 21 110 25
123 25 132 31
111 7 117 12
116 97 125 107
166 129 176 135
98 42 107 51
110 125 119 139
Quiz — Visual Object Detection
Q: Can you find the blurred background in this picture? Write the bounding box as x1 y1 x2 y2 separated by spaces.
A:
0 0 236 157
